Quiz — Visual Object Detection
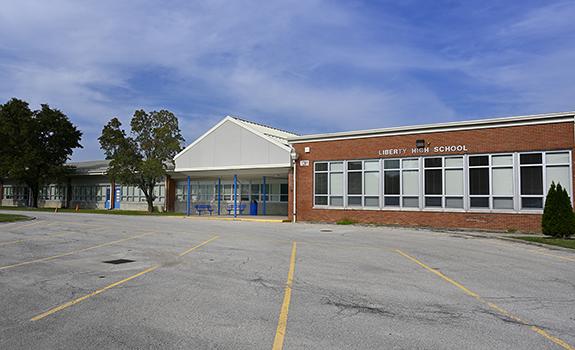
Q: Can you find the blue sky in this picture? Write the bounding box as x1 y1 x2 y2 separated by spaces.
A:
1 1 574 160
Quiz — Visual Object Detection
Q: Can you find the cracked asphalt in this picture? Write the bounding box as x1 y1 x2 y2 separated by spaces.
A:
0 210 574 349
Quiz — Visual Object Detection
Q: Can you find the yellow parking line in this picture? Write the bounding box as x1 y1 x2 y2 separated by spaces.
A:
0 220 51 230
0 231 76 247
178 236 219 257
396 249 574 350
272 241 297 350
31 235 219 321
0 232 155 271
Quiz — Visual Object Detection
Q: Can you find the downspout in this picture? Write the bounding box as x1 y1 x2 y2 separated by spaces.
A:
293 159 297 223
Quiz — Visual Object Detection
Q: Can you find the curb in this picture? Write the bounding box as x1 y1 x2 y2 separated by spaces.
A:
495 236 575 253
182 216 288 223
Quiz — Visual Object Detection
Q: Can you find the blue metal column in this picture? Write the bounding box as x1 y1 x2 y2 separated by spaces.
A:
186 176 191 216
233 175 238 218
262 176 267 215
217 177 221 216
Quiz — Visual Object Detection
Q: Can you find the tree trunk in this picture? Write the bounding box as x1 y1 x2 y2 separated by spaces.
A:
29 183 39 208
147 197 154 213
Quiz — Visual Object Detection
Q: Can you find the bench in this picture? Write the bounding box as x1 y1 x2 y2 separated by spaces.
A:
226 203 246 215
195 204 213 215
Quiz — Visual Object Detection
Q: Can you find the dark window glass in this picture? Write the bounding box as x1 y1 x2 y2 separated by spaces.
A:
520 153 542 165
425 157 442 168
470 197 489 208
384 159 400 169
348 196 362 206
315 196 327 205
425 197 442 207
315 163 328 171
425 169 442 195
469 168 489 195
384 196 400 206
314 173 327 195
522 197 543 209
521 167 543 195
347 172 362 194
348 161 363 170
280 183 289 202
384 170 400 195
469 156 488 166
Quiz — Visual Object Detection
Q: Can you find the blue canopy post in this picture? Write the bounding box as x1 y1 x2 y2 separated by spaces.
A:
233 175 238 218
217 177 221 216
186 176 191 216
262 176 267 215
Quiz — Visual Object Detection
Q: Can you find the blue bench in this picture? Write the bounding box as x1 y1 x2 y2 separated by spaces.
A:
195 204 213 215
226 203 246 215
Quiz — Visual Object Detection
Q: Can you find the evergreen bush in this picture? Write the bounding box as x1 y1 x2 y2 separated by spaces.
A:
542 182 575 238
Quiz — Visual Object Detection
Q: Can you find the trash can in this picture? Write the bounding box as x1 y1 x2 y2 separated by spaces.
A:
250 200 258 215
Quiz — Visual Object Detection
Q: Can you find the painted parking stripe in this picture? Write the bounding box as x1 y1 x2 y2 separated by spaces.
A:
272 241 297 350
396 249 574 350
0 231 156 271
31 235 219 321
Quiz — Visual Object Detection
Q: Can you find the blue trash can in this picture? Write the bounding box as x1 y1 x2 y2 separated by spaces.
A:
250 200 258 215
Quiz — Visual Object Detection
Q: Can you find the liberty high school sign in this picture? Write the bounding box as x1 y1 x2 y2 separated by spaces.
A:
378 145 469 157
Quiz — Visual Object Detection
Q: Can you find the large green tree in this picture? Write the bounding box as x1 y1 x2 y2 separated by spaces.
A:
99 109 184 212
0 98 82 207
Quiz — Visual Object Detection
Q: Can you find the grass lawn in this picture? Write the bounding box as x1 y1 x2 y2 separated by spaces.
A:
0 213 33 222
0 206 185 216
513 236 575 250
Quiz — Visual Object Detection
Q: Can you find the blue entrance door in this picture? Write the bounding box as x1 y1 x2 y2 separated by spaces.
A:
105 187 111 209
114 186 121 209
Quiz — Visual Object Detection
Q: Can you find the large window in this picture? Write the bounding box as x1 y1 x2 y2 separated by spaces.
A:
312 150 572 213
2 186 28 200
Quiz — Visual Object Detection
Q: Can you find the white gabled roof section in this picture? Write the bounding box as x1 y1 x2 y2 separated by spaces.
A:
174 116 295 172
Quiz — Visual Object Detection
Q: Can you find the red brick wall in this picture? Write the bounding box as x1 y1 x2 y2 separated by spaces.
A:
292 122 575 232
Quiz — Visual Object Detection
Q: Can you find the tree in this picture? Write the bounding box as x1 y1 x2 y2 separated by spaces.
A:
99 109 184 212
542 182 575 238
0 98 82 207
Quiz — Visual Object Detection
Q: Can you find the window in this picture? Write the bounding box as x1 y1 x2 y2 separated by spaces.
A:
469 156 489 208
492 155 514 209
347 161 362 206
364 161 379 207
312 150 571 213
384 160 399 206
546 152 571 198
520 153 543 209
424 157 443 207
314 162 328 205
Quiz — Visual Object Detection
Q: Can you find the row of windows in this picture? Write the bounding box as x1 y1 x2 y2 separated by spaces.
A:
40 185 67 200
2 186 29 200
3 184 166 202
71 185 108 201
176 181 289 203
120 185 165 202
314 151 571 211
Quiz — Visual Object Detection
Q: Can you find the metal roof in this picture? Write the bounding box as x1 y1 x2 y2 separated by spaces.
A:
288 111 575 143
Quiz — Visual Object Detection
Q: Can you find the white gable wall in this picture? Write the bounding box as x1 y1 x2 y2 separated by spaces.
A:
175 119 291 170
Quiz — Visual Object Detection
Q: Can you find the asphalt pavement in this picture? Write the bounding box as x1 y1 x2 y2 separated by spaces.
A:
0 210 574 349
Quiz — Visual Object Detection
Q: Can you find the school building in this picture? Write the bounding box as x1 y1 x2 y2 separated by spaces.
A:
1 111 574 232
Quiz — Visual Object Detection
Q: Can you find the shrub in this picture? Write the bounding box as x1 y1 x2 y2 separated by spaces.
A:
542 182 575 238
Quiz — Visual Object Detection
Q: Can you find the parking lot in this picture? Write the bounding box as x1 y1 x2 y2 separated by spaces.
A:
0 211 574 349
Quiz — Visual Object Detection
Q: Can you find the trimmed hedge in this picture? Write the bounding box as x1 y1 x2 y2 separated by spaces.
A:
542 182 575 238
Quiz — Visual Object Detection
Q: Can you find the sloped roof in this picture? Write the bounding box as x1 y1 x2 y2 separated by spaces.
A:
67 160 110 175
174 116 297 161
231 117 298 142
